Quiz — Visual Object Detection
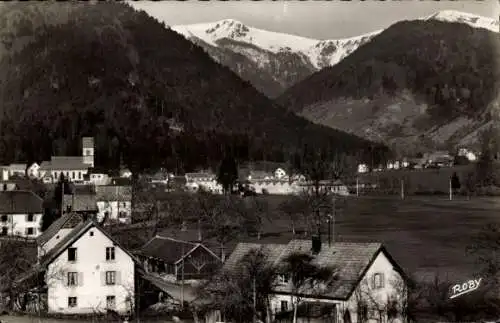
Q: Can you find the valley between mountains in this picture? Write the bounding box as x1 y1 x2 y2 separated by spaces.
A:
172 10 500 155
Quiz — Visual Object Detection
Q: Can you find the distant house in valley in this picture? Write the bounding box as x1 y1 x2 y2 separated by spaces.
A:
7 163 27 178
95 185 132 225
27 163 40 178
185 172 222 194
135 234 222 282
87 173 110 186
274 168 287 180
221 239 408 323
0 190 43 237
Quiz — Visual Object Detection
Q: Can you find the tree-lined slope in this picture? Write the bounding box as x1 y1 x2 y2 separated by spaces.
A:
0 2 386 172
277 19 500 153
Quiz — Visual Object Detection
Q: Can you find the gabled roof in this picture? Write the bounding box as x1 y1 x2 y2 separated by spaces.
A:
0 190 43 214
8 164 27 172
95 185 132 201
223 240 405 300
136 236 197 264
39 156 89 171
63 194 98 212
36 213 84 246
39 219 138 268
136 233 221 265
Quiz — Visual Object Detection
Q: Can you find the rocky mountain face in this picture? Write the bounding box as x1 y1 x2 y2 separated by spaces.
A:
170 10 498 99
277 13 500 156
171 19 378 98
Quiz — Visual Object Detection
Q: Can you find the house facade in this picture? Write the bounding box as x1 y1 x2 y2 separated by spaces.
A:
223 239 407 323
42 220 135 315
95 185 132 225
88 173 110 186
0 191 43 237
185 172 223 194
27 163 40 178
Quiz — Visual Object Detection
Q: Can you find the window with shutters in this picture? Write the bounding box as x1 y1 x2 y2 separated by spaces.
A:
25 227 34 235
105 271 116 285
106 295 116 309
26 213 35 222
106 247 115 261
1 215 7 222
67 272 78 286
68 297 77 307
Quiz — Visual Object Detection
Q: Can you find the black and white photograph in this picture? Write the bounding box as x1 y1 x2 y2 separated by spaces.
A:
0 0 498 322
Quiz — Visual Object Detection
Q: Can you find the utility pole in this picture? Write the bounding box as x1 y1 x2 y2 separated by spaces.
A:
400 179 405 200
449 178 453 201
356 177 359 197
180 242 185 309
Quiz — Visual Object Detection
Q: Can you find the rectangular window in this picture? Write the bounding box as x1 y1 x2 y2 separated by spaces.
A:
1 227 7 235
25 227 34 235
26 213 35 222
67 272 78 286
1 215 8 222
72 171 75 179
279 273 289 284
373 273 385 289
68 297 77 308
105 271 116 285
106 247 115 261
78 172 82 180
68 248 77 262
280 300 288 312
106 295 116 309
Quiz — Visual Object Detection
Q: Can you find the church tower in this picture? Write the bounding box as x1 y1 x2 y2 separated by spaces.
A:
82 137 95 168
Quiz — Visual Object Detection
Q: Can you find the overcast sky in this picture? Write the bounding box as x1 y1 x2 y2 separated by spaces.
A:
130 0 498 40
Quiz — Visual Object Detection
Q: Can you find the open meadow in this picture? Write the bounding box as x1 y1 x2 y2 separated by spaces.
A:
256 194 500 283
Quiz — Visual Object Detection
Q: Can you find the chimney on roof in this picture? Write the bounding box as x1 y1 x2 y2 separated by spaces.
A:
311 234 321 254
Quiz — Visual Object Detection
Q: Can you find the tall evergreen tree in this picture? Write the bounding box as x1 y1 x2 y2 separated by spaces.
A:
217 155 238 194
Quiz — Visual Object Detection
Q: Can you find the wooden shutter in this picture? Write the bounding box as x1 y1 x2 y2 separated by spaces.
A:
380 273 385 288
115 271 121 285
101 271 106 286
63 271 69 286
78 272 84 286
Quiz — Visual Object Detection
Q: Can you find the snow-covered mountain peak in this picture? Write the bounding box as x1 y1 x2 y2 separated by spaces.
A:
425 10 499 32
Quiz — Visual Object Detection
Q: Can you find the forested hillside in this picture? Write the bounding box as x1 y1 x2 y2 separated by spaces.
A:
279 19 500 119
0 2 388 173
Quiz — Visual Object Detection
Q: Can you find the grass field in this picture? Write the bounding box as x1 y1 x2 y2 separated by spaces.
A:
256 195 500 283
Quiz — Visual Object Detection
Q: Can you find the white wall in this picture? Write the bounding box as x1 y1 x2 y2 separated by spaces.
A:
89 174 110 186
270 251 405 323
96 201 132 224
251 181 301 195
0 213 42 237
46 227 135 315
39 169 88 182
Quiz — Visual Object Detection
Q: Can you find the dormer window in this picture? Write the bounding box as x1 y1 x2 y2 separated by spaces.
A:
278 273 289 284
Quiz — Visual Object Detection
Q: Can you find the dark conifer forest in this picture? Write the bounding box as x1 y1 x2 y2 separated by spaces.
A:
0 2 389 173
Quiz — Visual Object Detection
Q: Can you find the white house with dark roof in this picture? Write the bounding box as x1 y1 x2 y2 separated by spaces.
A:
95 185 132 225
222 239 408 323
0 190 44 237
82 137 95 168
35 220 136 315
184 172 222 194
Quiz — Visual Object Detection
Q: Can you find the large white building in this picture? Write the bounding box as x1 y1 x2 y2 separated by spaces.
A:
0 190 44 237
38 220 136 315
38 137 95 183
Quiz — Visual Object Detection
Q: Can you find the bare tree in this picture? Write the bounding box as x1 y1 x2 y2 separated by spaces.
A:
197 194 242 262
280 252 336 323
